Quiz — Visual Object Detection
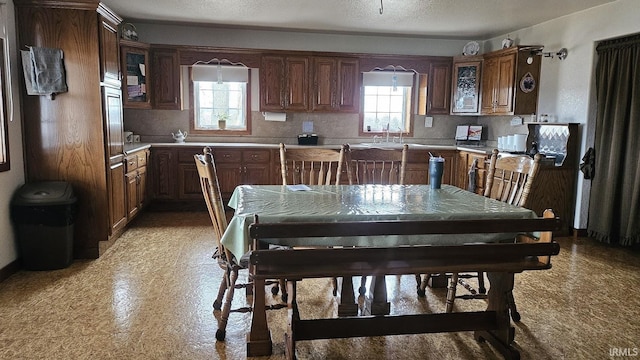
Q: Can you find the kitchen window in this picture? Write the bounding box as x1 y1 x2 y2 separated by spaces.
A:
189 64 251 135
361 70 413 135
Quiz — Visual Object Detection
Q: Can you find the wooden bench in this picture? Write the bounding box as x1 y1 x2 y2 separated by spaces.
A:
247 210 561 360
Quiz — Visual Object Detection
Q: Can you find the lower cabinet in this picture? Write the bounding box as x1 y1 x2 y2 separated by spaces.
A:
150 146 272 207
405 150 457 185
455 150 489 194
125 149 149 220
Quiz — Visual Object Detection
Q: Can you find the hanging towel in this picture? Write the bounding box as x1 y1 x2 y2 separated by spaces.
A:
20 46 67 96
580 147 595 180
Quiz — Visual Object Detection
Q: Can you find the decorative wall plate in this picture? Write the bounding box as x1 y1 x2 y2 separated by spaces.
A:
520 72 536 93
462 41 480 56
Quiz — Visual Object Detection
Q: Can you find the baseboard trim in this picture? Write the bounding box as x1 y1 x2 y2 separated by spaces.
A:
0 259 20 283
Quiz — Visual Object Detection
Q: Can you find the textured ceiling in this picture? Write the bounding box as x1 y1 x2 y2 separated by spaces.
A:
102 0 616 39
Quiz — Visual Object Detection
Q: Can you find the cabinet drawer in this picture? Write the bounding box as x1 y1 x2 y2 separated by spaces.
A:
214 149 242 163
137 151 148 167
243 149 271 163
126 155 138 172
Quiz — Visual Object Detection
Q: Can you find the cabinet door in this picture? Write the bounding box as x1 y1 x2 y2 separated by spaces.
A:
98 15 120 86
468 153 488 195
109 161 127 234
311 57 337 112
244 164 271 185
151 149 176 199
260 55 285 111
177 163 202 200
493 53 516 114
455 151 469 189
121 42 151 109
217 163 243 200
336 58 360 112
152 48 181 110
481 57 496 114
427 61 451 115
451 60 481 114
126 170 139 218
137 165 147 208
285 56 309 111
103 86 124 158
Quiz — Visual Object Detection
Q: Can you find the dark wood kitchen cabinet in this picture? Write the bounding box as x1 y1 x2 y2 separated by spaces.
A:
125 149 149 220
455 150 489 194
404 149 456 185
260 55 309 112
152 47 181 110
426 60 452 115
15 0 125 258
150 146 272 208
481 46 541 115
451 56 482 115
311 57 360 112
121 40 151 109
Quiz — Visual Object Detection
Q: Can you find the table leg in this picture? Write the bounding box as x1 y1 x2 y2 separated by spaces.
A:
370 275 390 315
337 276 358 317
247 278 272 356
474 272 520 360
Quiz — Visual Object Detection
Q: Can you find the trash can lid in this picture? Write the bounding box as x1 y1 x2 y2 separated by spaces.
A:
13 181 76 206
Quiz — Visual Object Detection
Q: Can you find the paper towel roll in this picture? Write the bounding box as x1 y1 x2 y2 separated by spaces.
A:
263 112 286 121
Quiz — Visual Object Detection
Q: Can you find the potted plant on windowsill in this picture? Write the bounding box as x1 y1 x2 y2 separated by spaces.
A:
217 113 229 130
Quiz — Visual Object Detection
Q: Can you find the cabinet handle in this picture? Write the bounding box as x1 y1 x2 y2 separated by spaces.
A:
223 154 231 158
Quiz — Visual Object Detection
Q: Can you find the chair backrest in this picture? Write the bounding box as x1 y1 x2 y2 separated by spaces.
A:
279 143 346 185
484 149 542 207
345 144 409 185
194 147 232 260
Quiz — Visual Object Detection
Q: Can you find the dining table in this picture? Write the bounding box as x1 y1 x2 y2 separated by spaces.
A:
219 184 544 358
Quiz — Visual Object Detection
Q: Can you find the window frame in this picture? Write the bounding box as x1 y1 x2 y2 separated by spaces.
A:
358 82 415 137
188 67 252 136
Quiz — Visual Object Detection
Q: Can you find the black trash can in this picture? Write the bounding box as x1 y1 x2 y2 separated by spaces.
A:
11 181 77 270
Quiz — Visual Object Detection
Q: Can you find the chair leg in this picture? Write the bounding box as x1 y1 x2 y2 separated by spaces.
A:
213 272 228 311
477 271 486 294
279 279 288 303
417 273 431 297
332 277 338 296
507 290 521 322
216 267 239 341
445 273 459 313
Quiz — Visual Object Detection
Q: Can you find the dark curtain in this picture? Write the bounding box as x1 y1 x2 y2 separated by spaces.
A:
588 34 640 246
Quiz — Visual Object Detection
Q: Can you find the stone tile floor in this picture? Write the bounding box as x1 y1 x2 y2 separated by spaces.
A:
1 211 639 359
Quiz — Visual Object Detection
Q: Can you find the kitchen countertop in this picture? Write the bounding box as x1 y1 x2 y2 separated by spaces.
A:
142 141 495 155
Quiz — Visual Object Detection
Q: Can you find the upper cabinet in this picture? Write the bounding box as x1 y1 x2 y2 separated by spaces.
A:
121 40 151 109
260 55 309 112
451 56 482 115
98 12 120 87
152 47 181 110
480 46 541 116
311 57 360 113
260 54 360 113
426 60 452 115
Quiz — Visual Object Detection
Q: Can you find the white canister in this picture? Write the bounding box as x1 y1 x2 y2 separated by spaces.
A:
514 134 527 152
497 136 504 151
506 135 515 151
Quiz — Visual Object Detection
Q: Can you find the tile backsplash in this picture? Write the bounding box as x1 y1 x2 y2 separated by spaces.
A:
123 108 518 146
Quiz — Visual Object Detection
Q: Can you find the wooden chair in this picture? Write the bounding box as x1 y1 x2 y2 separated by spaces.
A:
345 143 409 185
345 143 410 296
278 143 347 297
445 148 542 321
194 147 285 341
279 143 346 185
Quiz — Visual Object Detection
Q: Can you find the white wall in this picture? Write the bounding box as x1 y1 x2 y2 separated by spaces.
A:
485 0 640 229
0 0 26 270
